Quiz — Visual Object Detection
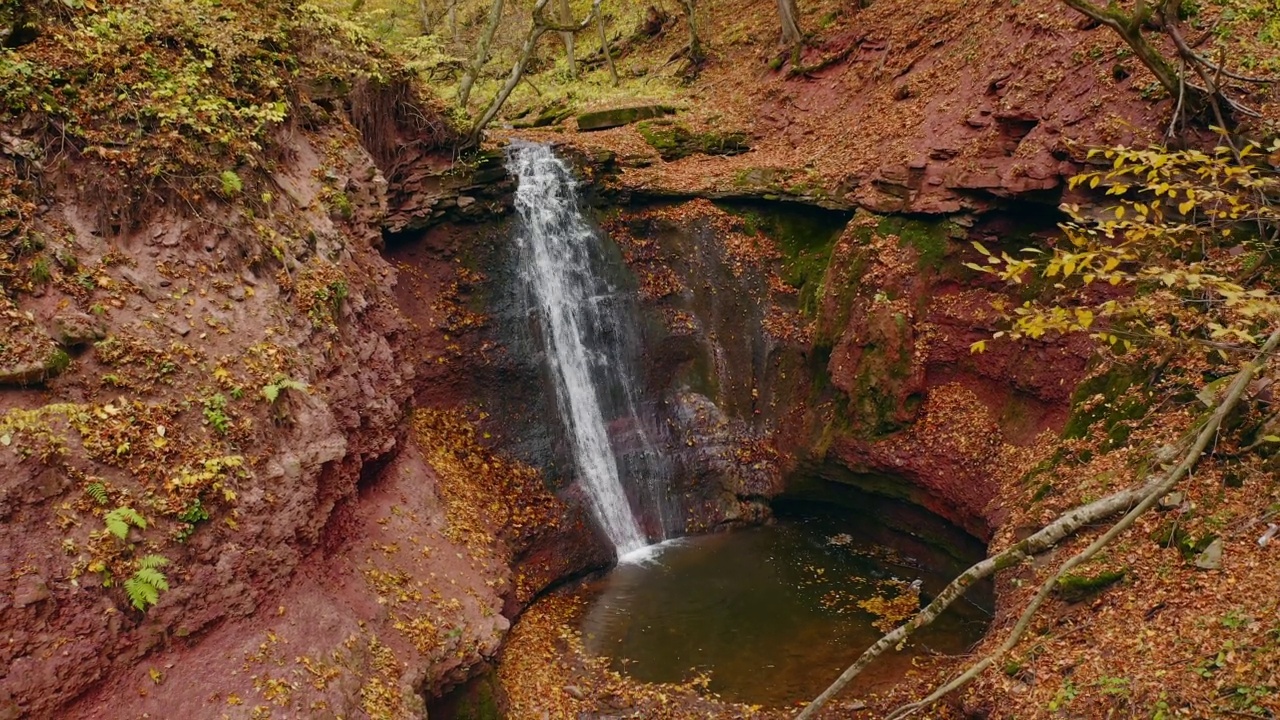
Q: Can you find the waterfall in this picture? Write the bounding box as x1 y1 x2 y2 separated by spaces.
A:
507 142 670 557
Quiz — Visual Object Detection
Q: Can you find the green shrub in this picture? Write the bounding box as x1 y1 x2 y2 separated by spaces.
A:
202 394 230 434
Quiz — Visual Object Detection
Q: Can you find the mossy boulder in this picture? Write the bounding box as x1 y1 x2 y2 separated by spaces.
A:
576 104 675 131
636 120 750 160
1054 568 1127 601
510 101 573 129
1150 521 1218 561
0 349 70 387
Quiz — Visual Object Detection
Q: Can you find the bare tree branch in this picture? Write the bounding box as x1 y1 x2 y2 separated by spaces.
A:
458 0 505 107
464 0 600 146
884 325 1280 720
797 325 1280 720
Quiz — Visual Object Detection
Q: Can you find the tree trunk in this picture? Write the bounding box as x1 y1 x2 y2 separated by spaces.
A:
776 0 802 47
681 0 702 62
467 0 601 145
417 0 432 35
597 6 618 86
458 0 505 107
447 0 458 39
797 325 1280 720
558 0 577 76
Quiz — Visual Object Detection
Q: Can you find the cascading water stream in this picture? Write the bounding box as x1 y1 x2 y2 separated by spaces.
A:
507 142 669 557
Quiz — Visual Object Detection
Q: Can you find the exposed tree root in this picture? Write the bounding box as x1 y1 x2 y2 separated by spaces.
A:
797 326 1280 720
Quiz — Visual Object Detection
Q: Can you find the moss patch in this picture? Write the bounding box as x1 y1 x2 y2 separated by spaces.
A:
636 120 750 161
1062 362 1153 447
875 216 958 270
1054 568 1127 601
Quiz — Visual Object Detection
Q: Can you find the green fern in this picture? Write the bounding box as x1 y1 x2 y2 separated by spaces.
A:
137 554 169 570
262 377 308 403
124 555 170 611
104 506 147 539
85 482 108 505
124 576 160 609
133 567 169 590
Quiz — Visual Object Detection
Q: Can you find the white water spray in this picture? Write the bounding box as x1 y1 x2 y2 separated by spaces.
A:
507 142 651 555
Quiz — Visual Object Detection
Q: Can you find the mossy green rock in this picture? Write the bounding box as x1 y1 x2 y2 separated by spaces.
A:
576 104 675 131
1055 568 1126 601
0 349 70 387
511 101 573 129
637 121 750 160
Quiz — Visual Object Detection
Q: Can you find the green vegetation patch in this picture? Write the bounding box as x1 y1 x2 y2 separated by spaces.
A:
875 215 958 270
0 0 438 224
1062 362 1153 447
1054 568 1127 601
636 120 750 161
576 104 675 131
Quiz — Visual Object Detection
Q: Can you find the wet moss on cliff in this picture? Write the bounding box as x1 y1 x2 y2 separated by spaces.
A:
875 215 962 270
1062 362 1153 448
714 200 848 317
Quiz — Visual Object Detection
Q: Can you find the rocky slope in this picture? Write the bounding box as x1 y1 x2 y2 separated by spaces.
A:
4 0 1275 717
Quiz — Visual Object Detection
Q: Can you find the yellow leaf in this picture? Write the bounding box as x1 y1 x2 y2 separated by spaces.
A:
1090 176 1100 189
971 240 992 256
1115 206 1125 220
969 340 987 354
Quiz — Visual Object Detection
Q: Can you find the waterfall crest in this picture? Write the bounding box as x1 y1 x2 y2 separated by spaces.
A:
507 142 669 556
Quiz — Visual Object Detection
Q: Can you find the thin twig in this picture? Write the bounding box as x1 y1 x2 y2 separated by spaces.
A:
884 326 1280 719
1167 58 1187 140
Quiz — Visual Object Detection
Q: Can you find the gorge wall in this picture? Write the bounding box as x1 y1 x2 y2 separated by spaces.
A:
2 134 1099 719
0 0 1173 714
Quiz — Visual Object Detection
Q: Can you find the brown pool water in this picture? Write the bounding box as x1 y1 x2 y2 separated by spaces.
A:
577 495 993 707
